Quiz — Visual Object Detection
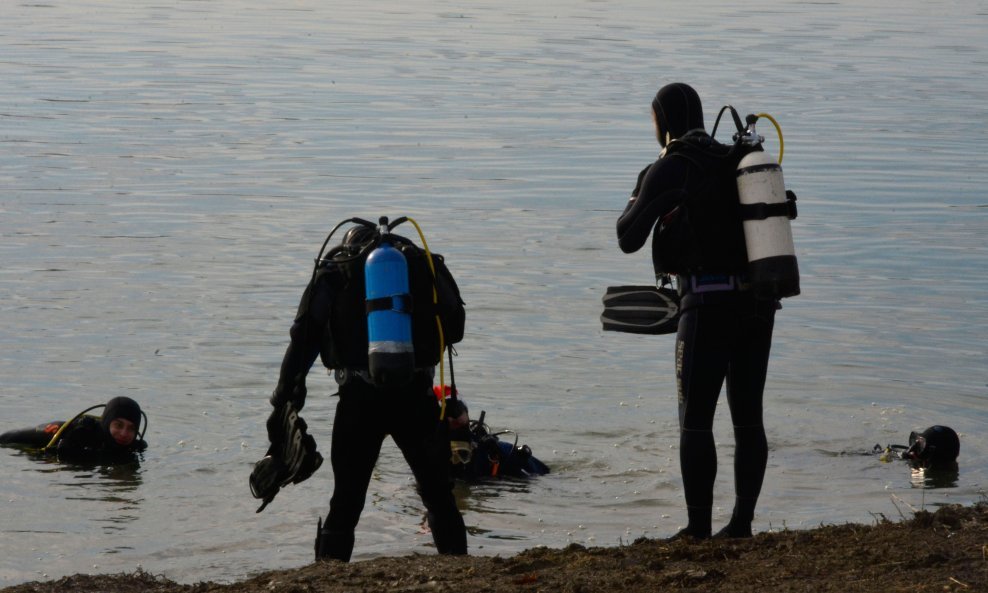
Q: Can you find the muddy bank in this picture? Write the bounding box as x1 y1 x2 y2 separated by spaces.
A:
5 503 987 593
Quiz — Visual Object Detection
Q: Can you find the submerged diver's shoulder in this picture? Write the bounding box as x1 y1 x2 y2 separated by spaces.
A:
55 435 147 464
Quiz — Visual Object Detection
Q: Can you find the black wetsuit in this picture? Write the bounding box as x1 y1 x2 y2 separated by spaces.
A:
272 241 467 562
0 416 147 463
616 83 777 539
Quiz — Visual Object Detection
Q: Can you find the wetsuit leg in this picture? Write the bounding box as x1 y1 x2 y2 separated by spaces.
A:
722 298 776 536
390 376 466 555
320 380 386 562
675 301 732 538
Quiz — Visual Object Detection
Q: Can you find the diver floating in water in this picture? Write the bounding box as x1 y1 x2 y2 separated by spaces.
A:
438 387 549 481
876 425 960 470
0 396 148 463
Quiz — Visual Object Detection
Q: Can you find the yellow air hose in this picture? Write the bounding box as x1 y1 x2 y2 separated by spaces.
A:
756 112 785 164
42 404 105 452
405 217 448 420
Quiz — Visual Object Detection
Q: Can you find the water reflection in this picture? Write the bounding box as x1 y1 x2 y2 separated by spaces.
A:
455 479 540 541
13 449 146 533
456 480 535 514
816 445 959 489
19 448 144 476
909 465 959 490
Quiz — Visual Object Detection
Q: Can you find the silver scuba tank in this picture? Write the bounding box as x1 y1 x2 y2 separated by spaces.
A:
735 115 800 299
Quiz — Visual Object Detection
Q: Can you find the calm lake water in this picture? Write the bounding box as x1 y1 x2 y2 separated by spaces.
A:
2 0 986 586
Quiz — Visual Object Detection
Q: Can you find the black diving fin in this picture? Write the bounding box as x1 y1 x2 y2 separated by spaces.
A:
600 284 680 335
250 402 323 513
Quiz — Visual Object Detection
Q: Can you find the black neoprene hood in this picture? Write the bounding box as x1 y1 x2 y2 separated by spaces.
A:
101 396 142 432
652 82 705 147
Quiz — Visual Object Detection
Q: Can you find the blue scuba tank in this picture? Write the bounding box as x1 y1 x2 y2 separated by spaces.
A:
364 218 415 387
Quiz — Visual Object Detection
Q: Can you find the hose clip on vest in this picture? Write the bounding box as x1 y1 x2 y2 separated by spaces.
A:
364 216 416 388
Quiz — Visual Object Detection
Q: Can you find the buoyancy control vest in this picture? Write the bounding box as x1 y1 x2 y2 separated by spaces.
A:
652 109 799 300
652 134 757 276
316 220 465 374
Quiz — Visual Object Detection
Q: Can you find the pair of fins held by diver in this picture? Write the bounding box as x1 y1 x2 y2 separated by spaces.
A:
249 402 323 513
600 283 680 335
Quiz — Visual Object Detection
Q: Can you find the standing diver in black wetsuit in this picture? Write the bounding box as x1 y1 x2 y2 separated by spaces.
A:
616 83 781 540
252 217 467 562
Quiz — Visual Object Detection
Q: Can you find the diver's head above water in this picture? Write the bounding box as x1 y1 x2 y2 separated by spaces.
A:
904 425 960 470
100 396 142 448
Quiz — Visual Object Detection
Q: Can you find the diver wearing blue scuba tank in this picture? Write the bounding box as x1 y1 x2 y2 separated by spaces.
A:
260 221 467 562
616 83 779 540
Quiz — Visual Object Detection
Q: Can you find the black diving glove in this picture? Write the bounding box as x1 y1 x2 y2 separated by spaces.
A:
250 401 323 513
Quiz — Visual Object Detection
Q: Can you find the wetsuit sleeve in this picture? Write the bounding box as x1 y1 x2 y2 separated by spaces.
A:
0 422 62 447
616 157 691 254
269 265 339 411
